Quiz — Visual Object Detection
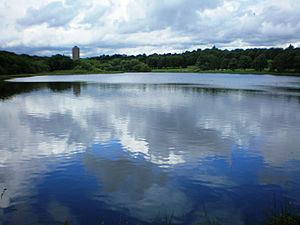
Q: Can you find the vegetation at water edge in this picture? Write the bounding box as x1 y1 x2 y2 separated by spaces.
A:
1 45 300 77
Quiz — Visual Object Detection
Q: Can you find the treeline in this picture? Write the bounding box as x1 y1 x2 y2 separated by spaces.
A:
0 50 151 75
92 45 300 73
1 45 300 76
0 51 75 75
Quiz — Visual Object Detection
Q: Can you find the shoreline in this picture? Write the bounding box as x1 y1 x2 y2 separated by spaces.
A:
151 68 300 76
1 69 300 81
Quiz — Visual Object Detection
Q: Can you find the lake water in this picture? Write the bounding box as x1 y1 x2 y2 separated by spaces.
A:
1 73 300 225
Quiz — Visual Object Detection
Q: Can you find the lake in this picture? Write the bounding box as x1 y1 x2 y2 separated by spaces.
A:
1 73 300 225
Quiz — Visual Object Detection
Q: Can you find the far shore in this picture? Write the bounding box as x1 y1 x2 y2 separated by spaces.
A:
1 68 300 82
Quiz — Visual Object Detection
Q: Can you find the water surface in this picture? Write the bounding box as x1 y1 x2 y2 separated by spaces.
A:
1 73 300 224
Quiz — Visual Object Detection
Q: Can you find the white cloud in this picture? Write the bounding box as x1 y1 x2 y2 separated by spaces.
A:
0 0 300 56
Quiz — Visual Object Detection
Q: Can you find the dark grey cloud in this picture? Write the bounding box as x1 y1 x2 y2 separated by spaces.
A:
1 45 73 57
113 0 223 34
146 0 222 31
17 1 78 27
79 3 108 26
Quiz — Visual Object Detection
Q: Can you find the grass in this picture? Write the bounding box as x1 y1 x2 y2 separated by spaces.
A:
2 66 300 82
61 213 300 225
265 199 300 225
152 67 300 76
2 186 299 225
266 213 300 225
152 66 199 73
59 206 300 225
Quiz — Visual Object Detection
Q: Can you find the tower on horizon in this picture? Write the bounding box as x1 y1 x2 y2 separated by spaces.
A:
72 46 80 60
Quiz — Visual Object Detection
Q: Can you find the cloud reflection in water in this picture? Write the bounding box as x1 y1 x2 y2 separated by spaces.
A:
1 76 300 224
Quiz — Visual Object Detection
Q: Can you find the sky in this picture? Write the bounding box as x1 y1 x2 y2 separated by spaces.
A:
0 0 300 57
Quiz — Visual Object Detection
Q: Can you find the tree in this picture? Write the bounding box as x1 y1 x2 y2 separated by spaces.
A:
293 55 300 72
238 56 252 69
47 55 75 71
0 65 5 75
74 60 96 71
132 62 151 72
1 46 300 76
253 54 268 71
145 55 159 68
196 54 219 70
228 58 238 70
272 53 287 72
220 57 229 69
119 59 151 72
196 55 210 70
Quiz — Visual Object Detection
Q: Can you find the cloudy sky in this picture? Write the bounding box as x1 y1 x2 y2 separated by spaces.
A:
1 0 300 57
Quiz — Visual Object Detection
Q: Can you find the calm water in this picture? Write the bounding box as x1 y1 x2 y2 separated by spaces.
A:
1 73 300 225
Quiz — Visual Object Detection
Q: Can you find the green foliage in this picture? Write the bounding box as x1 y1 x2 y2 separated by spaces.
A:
1 45 300 76
267 213 300 225
62 221 70 225
119 59 149 72
97 63 114 71
132 61 151 72
239 55 252 69
272 53 287 72
266 199 300 225
0 51 50 75
196 54 219 70
74 60 97 71
144 54 187 69
294 55 300 72
47 54 75 71
228 58 238 70
253 54 268 71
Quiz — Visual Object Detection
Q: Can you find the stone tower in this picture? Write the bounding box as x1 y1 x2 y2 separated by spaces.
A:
72 46 80 60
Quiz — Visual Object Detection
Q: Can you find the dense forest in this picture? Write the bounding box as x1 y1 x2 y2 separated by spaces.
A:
1 45 300 76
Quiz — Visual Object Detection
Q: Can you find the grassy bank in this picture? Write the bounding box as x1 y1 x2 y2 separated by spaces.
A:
60 199 300 225
152 66 300 76
61 212 300 225
1 68 300 82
